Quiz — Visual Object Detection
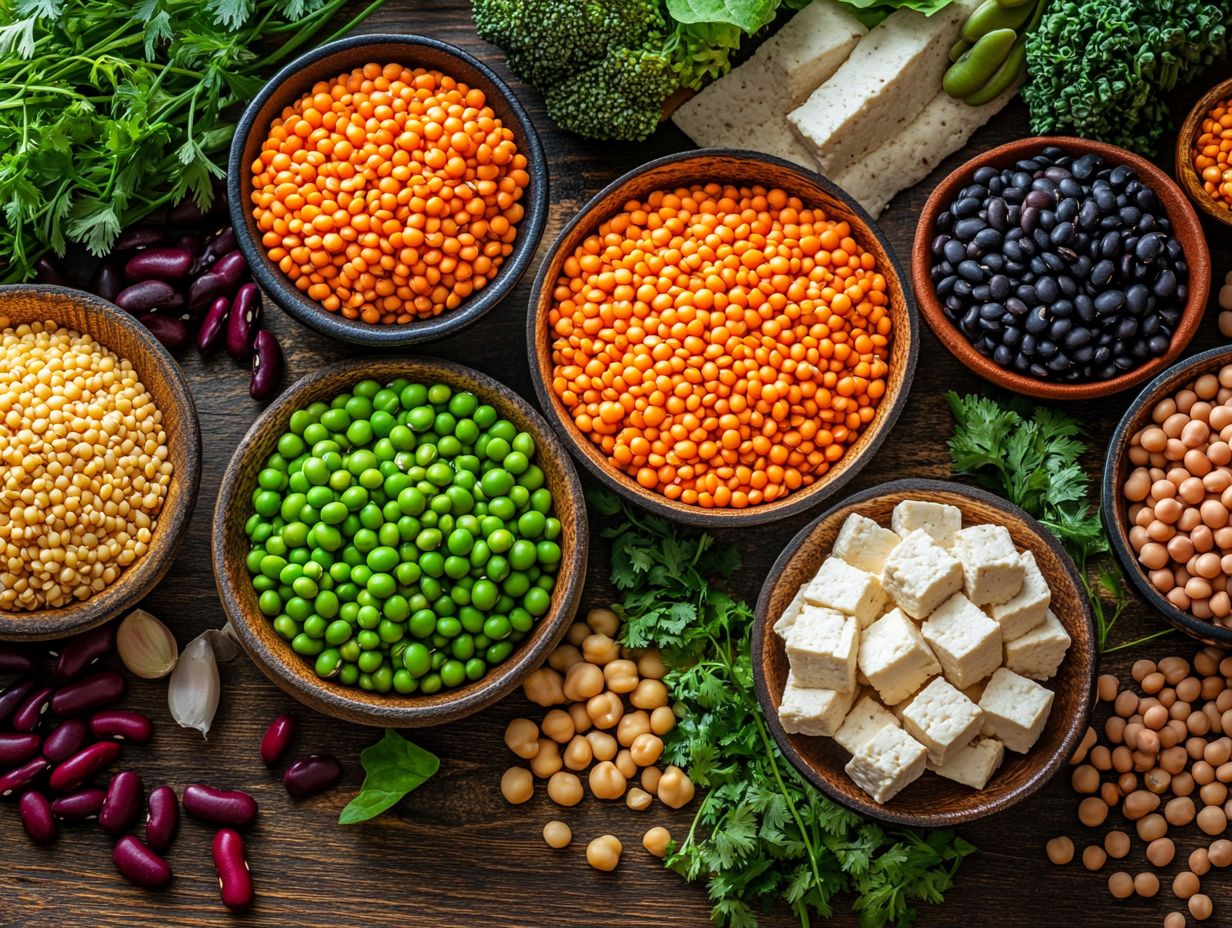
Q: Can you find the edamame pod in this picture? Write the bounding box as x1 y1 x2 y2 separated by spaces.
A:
949 36 972 63
961 0 1033 41
943 28 1017 99
962 38 1026 107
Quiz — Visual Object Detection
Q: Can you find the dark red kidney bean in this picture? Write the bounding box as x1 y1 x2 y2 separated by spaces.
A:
226 283 261 360
169 194 223 225
196 296 230 353
145 785 178 852
0 757 49 798
114 226 165 251
42 719 90 763
187 271 229 311
0 644 34 677
283 754 342 800
176 233 203 258
0 734 41 766
34 256 71 287
211 250 247 286
99 771 143 834
199 227 237 270
52 787 105 821
125 248 194 283
116 279 176 313
113 835 172 889
250 329 283 399
19 791 57 845
12 685 55 732
182 784 257 828
259 715 295 766
212 828 253 911
91 710 152 744
90 256 125 303
0 679 35 726
49 741 121 792
51 670 125 717
54 622 116 679
137 313 190 351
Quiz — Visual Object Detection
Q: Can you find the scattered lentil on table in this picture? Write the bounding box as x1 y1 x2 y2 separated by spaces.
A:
1193 92 1232 213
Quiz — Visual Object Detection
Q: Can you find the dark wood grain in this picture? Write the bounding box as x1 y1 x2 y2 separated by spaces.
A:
0 4 1229 926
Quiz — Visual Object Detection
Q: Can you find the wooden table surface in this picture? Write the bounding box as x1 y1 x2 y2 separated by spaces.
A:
3 4 1230 926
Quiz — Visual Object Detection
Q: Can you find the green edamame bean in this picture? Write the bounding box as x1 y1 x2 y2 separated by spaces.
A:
962 39 1026 106
961 0 1032 41
943 28 1017 99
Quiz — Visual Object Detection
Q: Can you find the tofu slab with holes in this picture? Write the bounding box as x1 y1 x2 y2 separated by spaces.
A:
900 676 984 766
803 557 887 627
778 672 855 737
989 550 1051 641
929 736 1005 789
1004 609 1071 681
881 529 964 619
832 513 900 576
953 524 1026 606
979 667 1054 753
835 694 901 754
858 607 941 705
921 592 1003 689
890 500 962 548
844 723 929 803
786 605 859 692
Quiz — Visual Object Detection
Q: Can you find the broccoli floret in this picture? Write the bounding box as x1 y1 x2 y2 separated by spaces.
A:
543 46 677 142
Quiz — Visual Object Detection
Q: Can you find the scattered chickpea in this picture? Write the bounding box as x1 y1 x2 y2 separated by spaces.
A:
530 739 563 779
641 766 663 794
563 662 605 702
651 706 677 736
546 771 584 807
1080 797 1110 827
548 644 583 674
586 835 622 872
563 735 593 771
566 622 590 648
657 765 696 809
567 702 593 735
541 709 576 744
617 710 652 748
614 749 638 780
543 820 572 849
626 787 653 811
630 733 664 768
504 719 540 759
1209 838 1232 867
1138 813 1168 842
582 634 620 666
643 826 672 859
1148 837 1177 867
1099 675 1120 703
586 607 620 638
1165 912 1187 928
1136 871 1161 898
1190 847 1212 876
523 668 566 707
1174 870 1201 900
1046 836 1074 865
1189 893 1213 921
1105 830 1131 859
638 652 668 680
587 692 625 729
631 679 669 710
585 730 618 762
589 761 627 800
603 659 640 694
501 767 534 805
1109 871 1135 899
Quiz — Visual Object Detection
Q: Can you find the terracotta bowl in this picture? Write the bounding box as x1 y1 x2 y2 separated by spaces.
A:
912 136 1210 401
1176 76 1232 229
1103 346 1232 648
227 34 548 348
753 478 1096 826
0 286 202 642
212 358 587 727
526 149 918 528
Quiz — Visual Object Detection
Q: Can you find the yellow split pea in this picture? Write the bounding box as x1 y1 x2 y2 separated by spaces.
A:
0 320 171 611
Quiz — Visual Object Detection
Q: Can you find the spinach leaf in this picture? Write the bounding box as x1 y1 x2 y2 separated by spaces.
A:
665 0 779 33
338 730 440 825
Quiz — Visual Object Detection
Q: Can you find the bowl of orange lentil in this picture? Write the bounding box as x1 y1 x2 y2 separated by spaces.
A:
526 149 917 527
1176 76 1232 230
227 34 548 347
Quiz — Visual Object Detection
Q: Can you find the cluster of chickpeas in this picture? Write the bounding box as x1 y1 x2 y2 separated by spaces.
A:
1047 649 1232 925
0 321 171 611
500 607 694 871
1123 365 1232 623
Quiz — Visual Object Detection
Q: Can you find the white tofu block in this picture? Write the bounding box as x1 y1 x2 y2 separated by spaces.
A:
758 0 868 108
835 694 900 754
891 500 962 548
844 723 928 803
831 84 1019 217
921 592 1003 689
979 668 1054 753
832 512 901 576
881 529 964 619
928 736 1005 789
786 606 859 692
787 1 976 175
989 550 1052 641
900 676 984 766
778 671 855 737
953 524 1026 606
773 587 808 639
858 607 941 705
1004 609 1072 682
803 557 887 628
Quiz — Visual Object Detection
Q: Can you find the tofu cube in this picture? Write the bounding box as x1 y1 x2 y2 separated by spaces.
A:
786 606 859 692
921 592 1003 689
881 529 964 619
1004 609 1072 681
803 557 887 628
953 524 1026 606
773 588 808 639
928 736 1005 789
857 607 941 705
900 676 984 766
835 694 901 754
844 723 928 803
778 671 855 737
891 499 962 547
832 512 901 575
758 0 868 108
979 668 1054 753
989 550 1051 640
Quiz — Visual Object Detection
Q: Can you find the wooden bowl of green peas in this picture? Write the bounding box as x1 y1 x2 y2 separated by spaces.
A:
212 357 588 727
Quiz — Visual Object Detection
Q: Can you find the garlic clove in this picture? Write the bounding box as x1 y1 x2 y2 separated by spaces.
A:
116 609 179 680
168 633 220 739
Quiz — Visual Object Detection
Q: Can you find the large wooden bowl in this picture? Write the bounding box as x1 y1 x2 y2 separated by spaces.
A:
753 478 1096 826
1176 76 1232 230
0 286 201 641
227 34 548 348
912 137 1210 401
1103 346 1232 648
212 358 587 727
526 149 918 528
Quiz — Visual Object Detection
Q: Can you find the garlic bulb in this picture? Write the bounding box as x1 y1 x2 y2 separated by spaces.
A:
116 609 179 679
168 632 220 738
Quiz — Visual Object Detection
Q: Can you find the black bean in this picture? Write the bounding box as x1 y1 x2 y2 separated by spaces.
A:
979 302 1004 320
943 239 965 264
987 198 1008 231
1116 317 1139 339
1021 206 1039 233
1050 222 1075 246
1094 290 1125 315
1035 277 1059 303
1025 307 1050 334
1153 268 1177 298
974 228 1002 250
953 217 987 241
1051 299 1074 318
1025 189 1055 210
1135 233 1163 261
974 166 997 185
953 197 981 218
1141 313 1161 336
1021 333 1037 355
954 279 973 298
1064 328 1092 349
993 345 1012 366
1049 318 1072 341
1091 259 1116 287
1037 339 1059 359
972 285 992 301
936 275 957 297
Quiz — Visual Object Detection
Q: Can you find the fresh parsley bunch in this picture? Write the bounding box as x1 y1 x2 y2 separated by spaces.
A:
593 491 975 928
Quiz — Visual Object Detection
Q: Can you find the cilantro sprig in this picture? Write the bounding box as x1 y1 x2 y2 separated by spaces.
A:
593 491 975 928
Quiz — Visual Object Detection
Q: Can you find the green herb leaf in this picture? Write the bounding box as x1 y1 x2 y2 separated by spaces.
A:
665 0 778 32
338 730 440 825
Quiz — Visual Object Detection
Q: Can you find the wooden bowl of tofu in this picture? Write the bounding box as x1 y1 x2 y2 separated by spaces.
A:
752 478 1096 826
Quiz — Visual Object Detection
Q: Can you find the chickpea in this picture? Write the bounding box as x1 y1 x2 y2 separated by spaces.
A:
566 622 590 647
1209 838 1232 867
1201 781 1229 806
541 709 576 744
586 607 620 638
582 633 621 666
618 711 652 747
1198 805 1227 836
1097 675 1120 702
614 749 639 780
1164 912 1186 928
1071 726 1097 764
651 706 677 736
530 739 563 779
1046 836 1074 864
1138 813 1168 842
586 730 618 762
546 771 584 807
568 701 593 735
1083 845 1107 870
638 651 668 680
603 659 640 694
586 834 622 872
1090 746 1113 771
1080 797 1110 826
548 644 583 673
1174 871 1201 899
500 767 533 805
1101 782 1121 807
641 765 663 794
563 661 605 702
523 668 566 707
587 691 625 729
564 734 594 771
643 826 671 859
626 787 653 811
1105 830 1131 858
1133 659 1158 682
1109 871 1135 899
1191 848 1212 876
1135 871 1161 898
631 678 669 710
658 765 696 809
504 718 540 759
1166 796 1197 826
543 820 572 849
589 761 627 800
1147 837 1176 867
1190 894 1213 921
630 733 664 767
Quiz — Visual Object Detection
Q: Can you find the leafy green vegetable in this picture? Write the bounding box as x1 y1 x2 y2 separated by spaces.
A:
594 490 975 928
666 0 779 33
1022 0 1231 154
0 0 386 281
338 730 440 825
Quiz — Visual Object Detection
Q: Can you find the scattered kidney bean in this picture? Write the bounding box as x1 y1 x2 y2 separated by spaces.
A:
0 680 35 726
52 787 106 821
114 226 165 252
51 670 125 717
0 645 34 677
12 685 55 732
19 791 57 845
115 279 177 314
49 741 121 792
187 270 230 312
33 256 71 287
145 786 178 853
259 715 294 766
90 709 152 744
212 828 254 911
182 784 258 828
196 296 230 353
125 248 194 283
53 623 116 680
0 757 50 798
90 257 125 303
249 329 282 400
113 835 172 889
99 771 144 835
198 227 236 270
226 283 261 359
42 719 90 763
283 755 342 800
0 733 41 766
138 314 190 351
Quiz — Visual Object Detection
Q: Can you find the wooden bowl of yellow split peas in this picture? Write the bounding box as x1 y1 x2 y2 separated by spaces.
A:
0 286 201 641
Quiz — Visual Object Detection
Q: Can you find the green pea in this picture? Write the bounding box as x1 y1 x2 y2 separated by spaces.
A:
252 490 280 517
302 422 329 446
325 619 352 645
319 501 347 525
393 669 417 693
453 419 479 444
536 541 562 566
521 466 545 491
472 404 497 428
504 572 530 597
383 594 410 622
357 606 382 630
285 597 312 621
485 641 513 664
440 660 465 688
508 540 536 571
273 615 298 639
446 528 473 556
378 522 400 547
524 587 551 616
420 576 442 600
315 649 342 678
483 614 511 639
377 618 404 644
509 607 534 633
345 395 373 420
517 510 546 539
465 658 486 681
485 555 510 582
395 561 422 586
358 503 383 530
403 642 431 676
359 468 384 490
281 522 309 548
280 493 306 521
252 574 276 592
503 451 528 475
339 485 369 511
291 633 322 657
489 420 516 442
419 673 443 695
339 640 361 662
357 650 383 673
277 433 305 459
410 609 437 638
364 545 397 573
444 556 470 580
356 630 381 652
471 579 499 611
407 406 435 432
437 616 462 638
437 435 462 458
485 436 511 461
509 486 529 508
346 419 374 446
327 469 353 492
480 468 513 498
258 468 287 492
543 518 561 541
258 590 282 616
339 664 360 685
367 573 395 599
